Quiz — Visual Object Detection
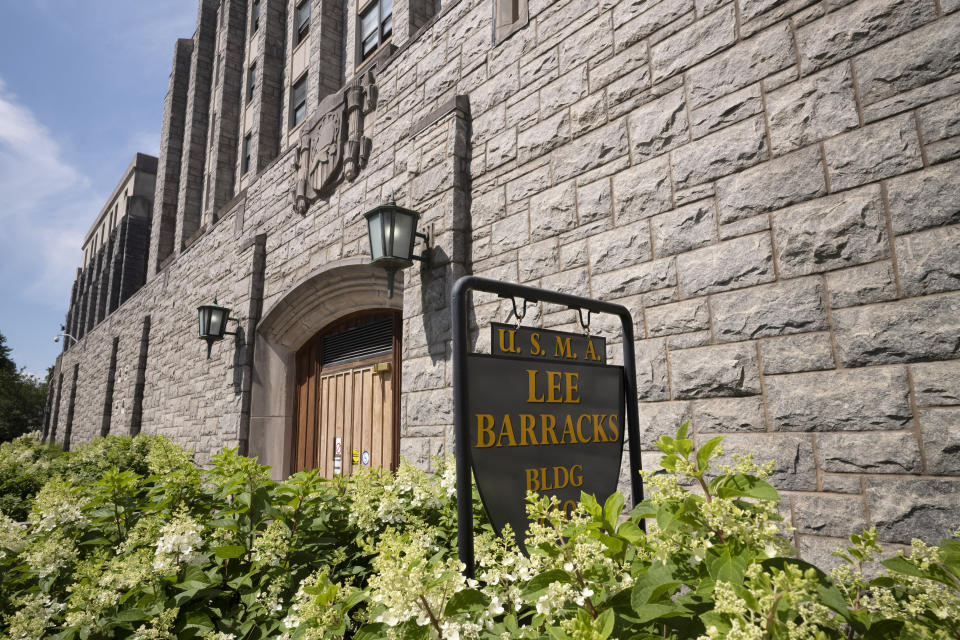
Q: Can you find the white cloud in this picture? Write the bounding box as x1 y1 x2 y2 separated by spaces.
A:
0 76 103 309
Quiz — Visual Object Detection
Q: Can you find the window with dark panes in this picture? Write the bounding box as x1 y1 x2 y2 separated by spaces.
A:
360 0 392 61
295 0 311 45
494 0 527 44
242 134 252 174
247 62 256 103
252 0 260 31
291 75 307 127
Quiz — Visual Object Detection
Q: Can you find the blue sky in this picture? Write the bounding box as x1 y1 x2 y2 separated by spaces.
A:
0 1 197 377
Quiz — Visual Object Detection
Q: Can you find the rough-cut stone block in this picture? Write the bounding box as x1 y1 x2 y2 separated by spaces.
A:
405 388 453 426
826 261 898 309
666 330 712 350
637 400 691 448
693 396 766 433
863 73 960 124
918 408 960 476
918 93 960 145
650 5 736 82
716 145 826 224
818 432 922 473
711 277 827 343
793 495 866 538
866 478 960 543
911 360 960 407
588 220 651 275
517 110 570 163
796 0 938 74
529 182 577 242
518 238 559 282
677 233 775 297
636 338 670 401
833 294 960 366
690 84 763 139
612 156 673 224
821 474 862 494
719 213 770 240
924 136 960 166
772 185 889 278
760 331 835 374
824 113 923 191
491 210 529 251
651 200 716 257
711 433 816 490
766 367 912 431
645 298 710 337
577 178 613 225
670 342 761 399
628 88 689 161
855 13 960 106
615 0 695 50
687 22 795 108
767 64 859 155
886 159 960 235
672 116 767 190
553 119 629 183
895 225 960 298
592 257 677 299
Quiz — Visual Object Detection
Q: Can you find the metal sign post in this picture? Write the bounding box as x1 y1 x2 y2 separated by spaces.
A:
451 276 643 577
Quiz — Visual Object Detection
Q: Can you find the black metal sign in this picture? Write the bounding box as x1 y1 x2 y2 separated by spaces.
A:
467 353 623 546
452 277 643 577
490 322 607 363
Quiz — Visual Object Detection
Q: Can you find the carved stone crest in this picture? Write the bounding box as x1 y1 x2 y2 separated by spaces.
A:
291 70 377 215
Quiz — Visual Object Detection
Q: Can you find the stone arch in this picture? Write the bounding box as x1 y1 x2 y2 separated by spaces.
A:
248 257 402 478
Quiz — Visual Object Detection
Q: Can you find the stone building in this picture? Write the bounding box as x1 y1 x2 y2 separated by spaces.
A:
47 0 959 563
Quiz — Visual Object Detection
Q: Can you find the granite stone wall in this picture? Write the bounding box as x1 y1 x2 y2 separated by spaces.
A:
52 0 959 562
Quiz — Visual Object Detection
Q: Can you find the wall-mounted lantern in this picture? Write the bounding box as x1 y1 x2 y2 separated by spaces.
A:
364 195 431 298
197 299 239 358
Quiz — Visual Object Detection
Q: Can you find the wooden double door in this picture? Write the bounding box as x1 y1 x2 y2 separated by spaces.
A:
292 311 400 477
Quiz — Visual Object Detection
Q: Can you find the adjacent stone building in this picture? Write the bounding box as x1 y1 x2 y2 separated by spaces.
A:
47 0 960 563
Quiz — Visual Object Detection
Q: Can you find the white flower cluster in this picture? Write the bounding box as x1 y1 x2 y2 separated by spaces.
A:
153 514 205 572
29 478 88 532
21 530 77 578
2 593 64 640
0 510 26 560
251 519 289 566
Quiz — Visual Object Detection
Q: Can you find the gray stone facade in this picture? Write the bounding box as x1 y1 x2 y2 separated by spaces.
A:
51 0 960 559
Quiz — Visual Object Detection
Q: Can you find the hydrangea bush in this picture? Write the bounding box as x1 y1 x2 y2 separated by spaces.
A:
0 426 956 640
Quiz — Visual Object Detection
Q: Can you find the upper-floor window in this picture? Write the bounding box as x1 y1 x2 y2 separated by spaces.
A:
359 0 392 61
295 0 311 45
291 75 307 127
252 0 261 31
494 0 528 44
242 134 252 174
247 63 257 103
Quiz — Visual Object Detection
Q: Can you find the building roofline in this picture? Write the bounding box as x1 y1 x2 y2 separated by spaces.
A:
82 153 158 248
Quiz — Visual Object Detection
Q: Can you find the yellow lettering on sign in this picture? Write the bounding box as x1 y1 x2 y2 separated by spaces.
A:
519 414 538 446
546 370 563 403
540 414 559 445
565 372 580 403
554 336 577 359
559 414 577 444
592 414 610 443
497 414 517 447
498 327 521 354
584 339 601 362
530 332 543 355
526 369 544 403
523 465 584 493
476 414 495 448
607 414 620 441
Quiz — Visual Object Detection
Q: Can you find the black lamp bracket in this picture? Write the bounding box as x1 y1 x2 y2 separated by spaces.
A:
410 222 434 263
224 316 241 336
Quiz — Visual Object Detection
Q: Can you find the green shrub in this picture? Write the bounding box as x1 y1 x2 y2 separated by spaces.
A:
0 426 956 639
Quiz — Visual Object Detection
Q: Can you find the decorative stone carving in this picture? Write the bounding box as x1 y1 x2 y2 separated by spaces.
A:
292 71 377 215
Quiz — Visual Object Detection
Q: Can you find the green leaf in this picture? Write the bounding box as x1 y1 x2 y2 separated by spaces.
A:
603 492 625 532
213 544 247 559
863 619 907 640
696 436 723 473
354 623 389 640
705 547 749 584
522 569 571 601
443 589 490 616
631 603 687 624
631 563 682 611
715 474 779 502
597 608 615 640
617 520 645 546
580 492 601 518
546 627 572 640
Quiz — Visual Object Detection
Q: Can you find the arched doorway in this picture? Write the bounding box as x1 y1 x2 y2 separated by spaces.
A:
249 257 404 480
292 310 400 476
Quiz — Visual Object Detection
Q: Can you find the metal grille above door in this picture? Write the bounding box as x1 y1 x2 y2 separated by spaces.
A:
320 317 394 367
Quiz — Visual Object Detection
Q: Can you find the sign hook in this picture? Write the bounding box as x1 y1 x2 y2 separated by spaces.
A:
510 297 530 328
576 307 592 336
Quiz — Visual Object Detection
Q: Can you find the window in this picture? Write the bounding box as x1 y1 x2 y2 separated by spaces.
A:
242 134 252 174
251 0 261 31
295 0 310 45
360 0 392 61
291 75 307 127
247 62 256 103
494 0 528 44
